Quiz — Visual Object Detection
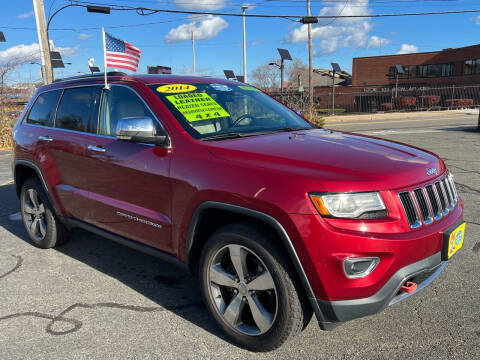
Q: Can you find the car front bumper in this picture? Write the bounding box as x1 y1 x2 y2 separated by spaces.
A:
316 251 445 325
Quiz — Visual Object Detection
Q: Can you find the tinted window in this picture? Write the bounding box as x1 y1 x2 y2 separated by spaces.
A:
26 90 62 126
99 86 158 136
55 87 101 133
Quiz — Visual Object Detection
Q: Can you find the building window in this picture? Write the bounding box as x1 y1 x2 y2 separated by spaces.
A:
464 59 480 75
441 63 455 77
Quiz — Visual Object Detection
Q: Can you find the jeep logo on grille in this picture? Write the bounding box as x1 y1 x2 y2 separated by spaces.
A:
426 167 438 176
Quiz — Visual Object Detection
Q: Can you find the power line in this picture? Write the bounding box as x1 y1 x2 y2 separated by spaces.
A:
70 1 480 20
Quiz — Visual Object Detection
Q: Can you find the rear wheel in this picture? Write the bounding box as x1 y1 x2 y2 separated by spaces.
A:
199 222 312 351
20 178 69 248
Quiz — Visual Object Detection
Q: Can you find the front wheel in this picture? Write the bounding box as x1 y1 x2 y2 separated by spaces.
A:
199 222 312 351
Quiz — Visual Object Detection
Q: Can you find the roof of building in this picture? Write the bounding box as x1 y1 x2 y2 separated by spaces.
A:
353 43 480 60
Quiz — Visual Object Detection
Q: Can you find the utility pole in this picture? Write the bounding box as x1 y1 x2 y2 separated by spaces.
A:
33 0 53 84
242 5 248 83
191 28 196 75
307 0 313 111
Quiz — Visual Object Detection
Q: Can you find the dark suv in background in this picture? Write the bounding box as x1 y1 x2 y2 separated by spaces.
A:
12 73 464 351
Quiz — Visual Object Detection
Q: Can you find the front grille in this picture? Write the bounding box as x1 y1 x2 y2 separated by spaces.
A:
435 181 447 212
413 188 431 223
398 173 459 229
399 192 420 228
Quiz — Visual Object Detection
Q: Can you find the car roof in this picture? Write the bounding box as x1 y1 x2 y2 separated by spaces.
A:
46 73 241 89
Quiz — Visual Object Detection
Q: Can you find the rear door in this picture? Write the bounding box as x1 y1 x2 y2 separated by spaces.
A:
46 86 102 219
79 85 173 253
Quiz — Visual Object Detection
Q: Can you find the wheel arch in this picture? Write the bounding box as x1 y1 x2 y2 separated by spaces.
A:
184 201 330 328
14 160 60 215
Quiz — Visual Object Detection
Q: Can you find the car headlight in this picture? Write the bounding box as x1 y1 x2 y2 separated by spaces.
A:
310 192 387 219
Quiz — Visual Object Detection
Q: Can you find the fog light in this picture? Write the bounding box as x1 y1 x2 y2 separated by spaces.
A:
343 257 380 279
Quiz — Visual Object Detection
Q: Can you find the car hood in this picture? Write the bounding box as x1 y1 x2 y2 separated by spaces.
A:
205 128 445 191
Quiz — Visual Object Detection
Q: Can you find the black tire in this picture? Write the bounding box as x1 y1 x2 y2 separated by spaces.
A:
199 222 312 352
20 178 70 248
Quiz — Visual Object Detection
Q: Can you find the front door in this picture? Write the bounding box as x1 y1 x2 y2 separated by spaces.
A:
80 85 173 254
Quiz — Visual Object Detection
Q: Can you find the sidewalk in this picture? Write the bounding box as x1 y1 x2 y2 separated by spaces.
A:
323 109 479 123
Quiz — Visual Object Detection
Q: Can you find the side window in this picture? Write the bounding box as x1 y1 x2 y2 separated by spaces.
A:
26 90 62 126
99 86 159 136
55 87 101 133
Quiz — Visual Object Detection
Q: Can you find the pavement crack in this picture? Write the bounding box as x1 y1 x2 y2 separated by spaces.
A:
0 300 204 336
0 255 23 280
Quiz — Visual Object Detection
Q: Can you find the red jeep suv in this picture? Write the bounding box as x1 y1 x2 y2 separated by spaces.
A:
12 73 465 351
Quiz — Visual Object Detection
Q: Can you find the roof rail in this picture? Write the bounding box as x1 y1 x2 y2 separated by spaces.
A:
53 71 128 83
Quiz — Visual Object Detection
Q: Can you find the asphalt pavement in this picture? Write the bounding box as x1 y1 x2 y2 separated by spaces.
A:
0 112 479 359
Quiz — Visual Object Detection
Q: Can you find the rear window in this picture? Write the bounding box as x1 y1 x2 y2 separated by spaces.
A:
149 83 311 139
26 90 62 126
55 87 102 133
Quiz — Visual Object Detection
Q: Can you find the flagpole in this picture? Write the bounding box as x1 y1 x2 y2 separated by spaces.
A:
102 27 108 89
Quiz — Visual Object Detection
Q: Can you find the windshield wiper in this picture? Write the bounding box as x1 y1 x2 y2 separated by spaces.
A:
201 133 245 141
268 127 312 133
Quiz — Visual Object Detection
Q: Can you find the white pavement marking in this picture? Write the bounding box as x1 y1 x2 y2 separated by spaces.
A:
361 129 444 135
8 212 22 221
0 180 14 186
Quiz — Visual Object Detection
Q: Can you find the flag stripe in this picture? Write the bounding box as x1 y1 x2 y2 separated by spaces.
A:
106 54 140 64
107 58 139 67
108 63 138 72
106 51 140 61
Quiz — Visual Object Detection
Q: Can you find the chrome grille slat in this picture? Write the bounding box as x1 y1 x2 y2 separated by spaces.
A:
399 174 458 229
413 188 433 224
425 184 441 220
398 191 421 228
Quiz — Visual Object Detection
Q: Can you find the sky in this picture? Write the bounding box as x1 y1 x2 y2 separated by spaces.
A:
1 0 480 83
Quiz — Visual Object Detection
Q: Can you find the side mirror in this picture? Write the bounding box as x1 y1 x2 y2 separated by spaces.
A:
115 117 167 146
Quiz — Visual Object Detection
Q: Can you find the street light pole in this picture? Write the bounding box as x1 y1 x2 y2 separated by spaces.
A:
242 6 248 83
332 69 336 115
307 0 313 111
280 58 285 102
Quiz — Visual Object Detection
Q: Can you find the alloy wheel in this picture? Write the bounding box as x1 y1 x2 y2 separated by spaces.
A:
23 188 47 241
207 244 278 336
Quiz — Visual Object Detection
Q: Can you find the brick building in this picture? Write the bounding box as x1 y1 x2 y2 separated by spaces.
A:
352 43 480 87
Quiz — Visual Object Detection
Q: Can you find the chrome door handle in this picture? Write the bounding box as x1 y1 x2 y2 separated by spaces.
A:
38 135 53 142
87 145 106 153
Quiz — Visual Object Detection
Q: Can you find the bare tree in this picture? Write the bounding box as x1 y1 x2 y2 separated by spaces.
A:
250 60 280 90
286 58 308 90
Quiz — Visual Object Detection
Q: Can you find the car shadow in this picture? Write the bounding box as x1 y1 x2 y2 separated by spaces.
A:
0 183 231 344
439 125 480 133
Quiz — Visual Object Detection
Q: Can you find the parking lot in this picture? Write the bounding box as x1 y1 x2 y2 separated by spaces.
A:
0 111 479 359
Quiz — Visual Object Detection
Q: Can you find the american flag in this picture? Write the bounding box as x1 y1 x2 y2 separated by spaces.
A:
105 32 141 72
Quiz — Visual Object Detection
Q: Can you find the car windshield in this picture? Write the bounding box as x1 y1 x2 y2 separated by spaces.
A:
149 83 312 140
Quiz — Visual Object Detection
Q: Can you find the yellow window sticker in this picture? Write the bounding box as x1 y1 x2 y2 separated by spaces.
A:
238 85 261 92
166 92 230 122
156 84 197 93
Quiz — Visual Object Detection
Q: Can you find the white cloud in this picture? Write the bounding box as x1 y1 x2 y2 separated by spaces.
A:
174 0 226 10
475 15 480 25
396 44 418 54
78 33 93 41
18 11 34 19
285 0 389 55
165 15 228 43
0 43 78 66
367 36 390 48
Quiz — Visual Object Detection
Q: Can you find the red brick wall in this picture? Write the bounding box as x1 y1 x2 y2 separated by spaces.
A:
352 44 480 87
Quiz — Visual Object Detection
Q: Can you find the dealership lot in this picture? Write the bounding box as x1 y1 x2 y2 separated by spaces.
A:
0 112 479 359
